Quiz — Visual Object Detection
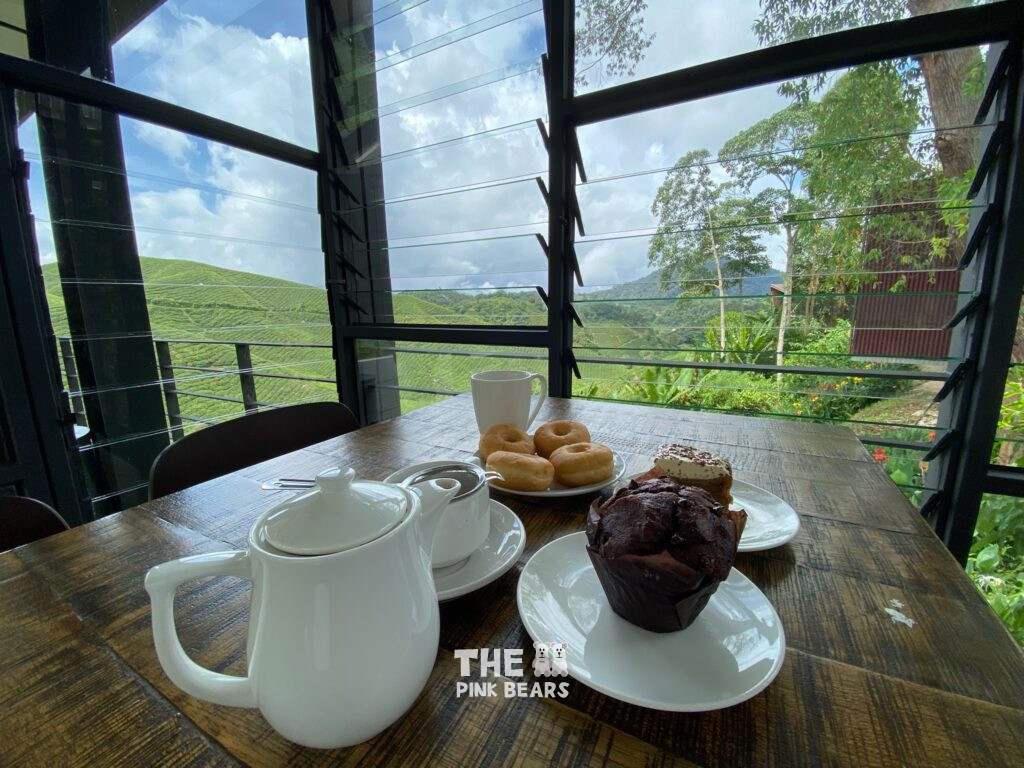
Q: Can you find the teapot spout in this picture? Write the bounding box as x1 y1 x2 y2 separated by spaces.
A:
405 477 459 560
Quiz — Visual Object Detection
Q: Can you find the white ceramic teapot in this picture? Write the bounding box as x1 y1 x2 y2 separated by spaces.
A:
144 467 459 749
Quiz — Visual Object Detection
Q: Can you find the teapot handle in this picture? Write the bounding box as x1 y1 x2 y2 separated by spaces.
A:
145 551 256 708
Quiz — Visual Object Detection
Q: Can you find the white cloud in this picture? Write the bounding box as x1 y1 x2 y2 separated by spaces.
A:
88 0 788 296
116 7 315 147
106 5 322 287
133 122 197 164
34 220 57 264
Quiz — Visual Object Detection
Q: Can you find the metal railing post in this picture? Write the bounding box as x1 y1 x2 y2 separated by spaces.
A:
235 342 259 414
154 340 184 441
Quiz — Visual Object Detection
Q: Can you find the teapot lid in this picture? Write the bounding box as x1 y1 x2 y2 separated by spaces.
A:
262 467 408 555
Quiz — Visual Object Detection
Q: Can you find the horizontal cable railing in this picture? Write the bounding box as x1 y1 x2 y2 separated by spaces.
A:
57 335 337 457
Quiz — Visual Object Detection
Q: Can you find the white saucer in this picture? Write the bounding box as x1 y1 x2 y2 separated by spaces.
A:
487 451 627 498
732 479 800 552
433 500 525 601
517 532 785 711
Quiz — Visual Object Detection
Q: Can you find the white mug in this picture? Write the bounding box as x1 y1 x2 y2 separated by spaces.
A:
471 370 547 434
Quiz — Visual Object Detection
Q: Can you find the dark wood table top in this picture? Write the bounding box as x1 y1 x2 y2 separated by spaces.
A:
2 395 1022 766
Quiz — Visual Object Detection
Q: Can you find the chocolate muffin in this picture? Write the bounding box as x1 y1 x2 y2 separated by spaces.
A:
586 477 746 632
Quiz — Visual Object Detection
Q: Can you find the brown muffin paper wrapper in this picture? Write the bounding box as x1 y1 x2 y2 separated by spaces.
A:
586 546 722 633
586 495 744 633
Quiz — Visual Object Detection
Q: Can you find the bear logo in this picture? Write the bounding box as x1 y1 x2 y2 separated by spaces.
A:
532 642 551 677
549 642 569 677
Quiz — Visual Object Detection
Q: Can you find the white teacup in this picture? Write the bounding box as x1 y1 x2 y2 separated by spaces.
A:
384 460 491 568
471 370 548 434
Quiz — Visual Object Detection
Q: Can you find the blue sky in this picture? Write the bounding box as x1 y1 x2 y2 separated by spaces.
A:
22 0 792 296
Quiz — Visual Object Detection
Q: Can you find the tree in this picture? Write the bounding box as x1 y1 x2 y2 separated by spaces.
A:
754 0 982 180
575 0 653 88
803 65 924 207
720 103 817 375
648 150 773 356
795 64 932 322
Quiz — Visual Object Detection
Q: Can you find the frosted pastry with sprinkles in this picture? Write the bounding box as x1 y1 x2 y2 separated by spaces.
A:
652 444 733 508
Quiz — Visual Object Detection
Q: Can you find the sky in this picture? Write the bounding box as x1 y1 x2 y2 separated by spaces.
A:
20 0 793 295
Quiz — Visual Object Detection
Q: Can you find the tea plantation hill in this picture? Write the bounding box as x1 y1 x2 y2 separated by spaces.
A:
41 257 780 419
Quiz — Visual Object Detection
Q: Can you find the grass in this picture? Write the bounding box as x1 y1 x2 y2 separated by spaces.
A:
41 257 546 424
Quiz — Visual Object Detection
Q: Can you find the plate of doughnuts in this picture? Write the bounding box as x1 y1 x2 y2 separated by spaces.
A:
477 419 626 498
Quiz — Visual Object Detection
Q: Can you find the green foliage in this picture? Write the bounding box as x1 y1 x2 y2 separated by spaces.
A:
721 101 817 193
575 0 653 88
753 0 912 102
782 321 913 420
963 370 1024 645
618 364 698 405
704 311 776 365
649 150 774 293
995 376 1024 467
804 64 924 205
932 170 974 260
967 494 1024 646
678 368 783 413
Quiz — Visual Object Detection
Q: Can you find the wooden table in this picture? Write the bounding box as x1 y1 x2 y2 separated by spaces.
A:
2 396 1023 766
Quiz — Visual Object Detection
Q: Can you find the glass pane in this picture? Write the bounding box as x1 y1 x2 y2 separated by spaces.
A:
18 91 331 515
356 339 546 416
572 48 987 448
23 0 315 147
574 0 998 95
325 0 550 330
993 362 1023 468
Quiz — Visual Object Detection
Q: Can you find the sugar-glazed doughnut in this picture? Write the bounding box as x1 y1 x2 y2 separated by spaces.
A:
549 442 614 487
479 424 535 461
486 451 554 492
533 419 591 458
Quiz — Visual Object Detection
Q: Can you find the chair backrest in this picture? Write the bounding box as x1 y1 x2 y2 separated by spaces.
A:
149 401 360 500
0 496 70 551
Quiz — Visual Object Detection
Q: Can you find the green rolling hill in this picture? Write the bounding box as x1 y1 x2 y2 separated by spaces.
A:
40 256 778 424
43 258 340 428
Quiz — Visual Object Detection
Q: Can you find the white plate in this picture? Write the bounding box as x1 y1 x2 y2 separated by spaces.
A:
732 479 801 552
517 532 785 712
434 501 525 601
486 451 627 498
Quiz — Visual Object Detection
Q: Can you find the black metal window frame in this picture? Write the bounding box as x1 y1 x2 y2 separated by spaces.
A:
0 1 1019 561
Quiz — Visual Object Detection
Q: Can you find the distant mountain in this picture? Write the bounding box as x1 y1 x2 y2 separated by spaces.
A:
585 267 782 301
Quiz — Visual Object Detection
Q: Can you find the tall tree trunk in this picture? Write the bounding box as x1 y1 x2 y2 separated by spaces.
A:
907 0 981 180
715 261 727 358
803 253 820 332
738 272 746 328
775 225 795 382
707 208 727 357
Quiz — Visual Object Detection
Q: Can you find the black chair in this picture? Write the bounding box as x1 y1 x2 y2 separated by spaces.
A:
149 401 360 499
0 496 70 551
